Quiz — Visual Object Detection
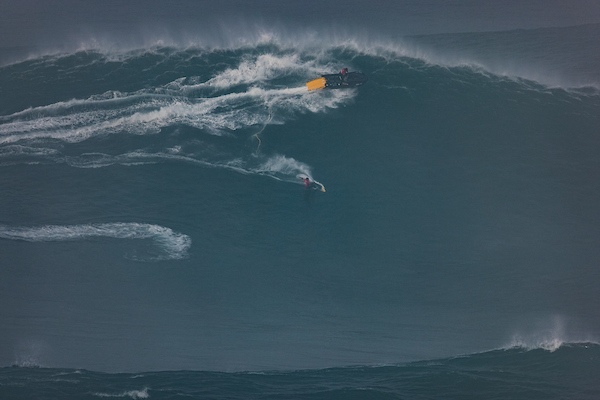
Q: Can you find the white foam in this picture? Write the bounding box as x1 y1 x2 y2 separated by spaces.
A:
254 154 312 179
61 151 245 175
0 145 59 157
0 45 352 194
13 357 42 368
0 223 191 261
204 53 304 88
66 151 314 185
504 316 577 352
507 336 564 352
0 86 355 175
93 387 149 399
62 150 319 187
0 78 351 147
0 40 364 160
6 24 598 90
13 340 46 368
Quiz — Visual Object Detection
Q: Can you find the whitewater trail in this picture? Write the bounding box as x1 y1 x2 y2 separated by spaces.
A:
0 51 355 189
0 223 191 261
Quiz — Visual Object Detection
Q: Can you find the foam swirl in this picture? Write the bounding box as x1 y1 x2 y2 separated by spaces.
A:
0 223 191 261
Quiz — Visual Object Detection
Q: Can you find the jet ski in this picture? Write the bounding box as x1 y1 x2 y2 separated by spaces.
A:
306 70 368 91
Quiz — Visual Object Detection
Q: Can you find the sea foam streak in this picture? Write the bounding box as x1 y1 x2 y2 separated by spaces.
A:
0 53 351 144
0 84 345 143
55 151 315 186
0 223 191 261
0 50 353 188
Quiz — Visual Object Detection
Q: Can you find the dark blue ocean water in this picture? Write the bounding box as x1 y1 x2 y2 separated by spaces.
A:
2 344 599 400
1 1 600 398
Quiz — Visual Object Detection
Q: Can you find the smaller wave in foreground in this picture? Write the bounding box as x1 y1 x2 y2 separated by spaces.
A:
0 223 191 261
92 387 149 399
2 343 599 400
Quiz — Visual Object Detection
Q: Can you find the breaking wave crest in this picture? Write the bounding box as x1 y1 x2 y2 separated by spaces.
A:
3 37 595 190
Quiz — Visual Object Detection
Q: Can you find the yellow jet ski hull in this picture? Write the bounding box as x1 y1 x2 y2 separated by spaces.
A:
306 77 327 91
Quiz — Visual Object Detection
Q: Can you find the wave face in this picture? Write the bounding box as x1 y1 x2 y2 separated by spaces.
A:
1 24 600 380
2 343 599 400
0 47 351 182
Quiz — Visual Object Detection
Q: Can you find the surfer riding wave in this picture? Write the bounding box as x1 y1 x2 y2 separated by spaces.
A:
298 174 326 192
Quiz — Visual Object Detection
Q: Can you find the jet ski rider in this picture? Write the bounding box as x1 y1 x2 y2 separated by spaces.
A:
340 67 348 81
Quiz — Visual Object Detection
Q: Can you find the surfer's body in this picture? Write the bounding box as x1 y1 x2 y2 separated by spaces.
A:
297 174 326 192
302 177 312 189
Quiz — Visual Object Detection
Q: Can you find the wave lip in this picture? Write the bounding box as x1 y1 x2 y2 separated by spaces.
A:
507 337 565 352
0 223 191 261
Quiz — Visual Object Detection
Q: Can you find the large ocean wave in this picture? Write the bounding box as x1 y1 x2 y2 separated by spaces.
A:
1 37 597 186
0 45 362 186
